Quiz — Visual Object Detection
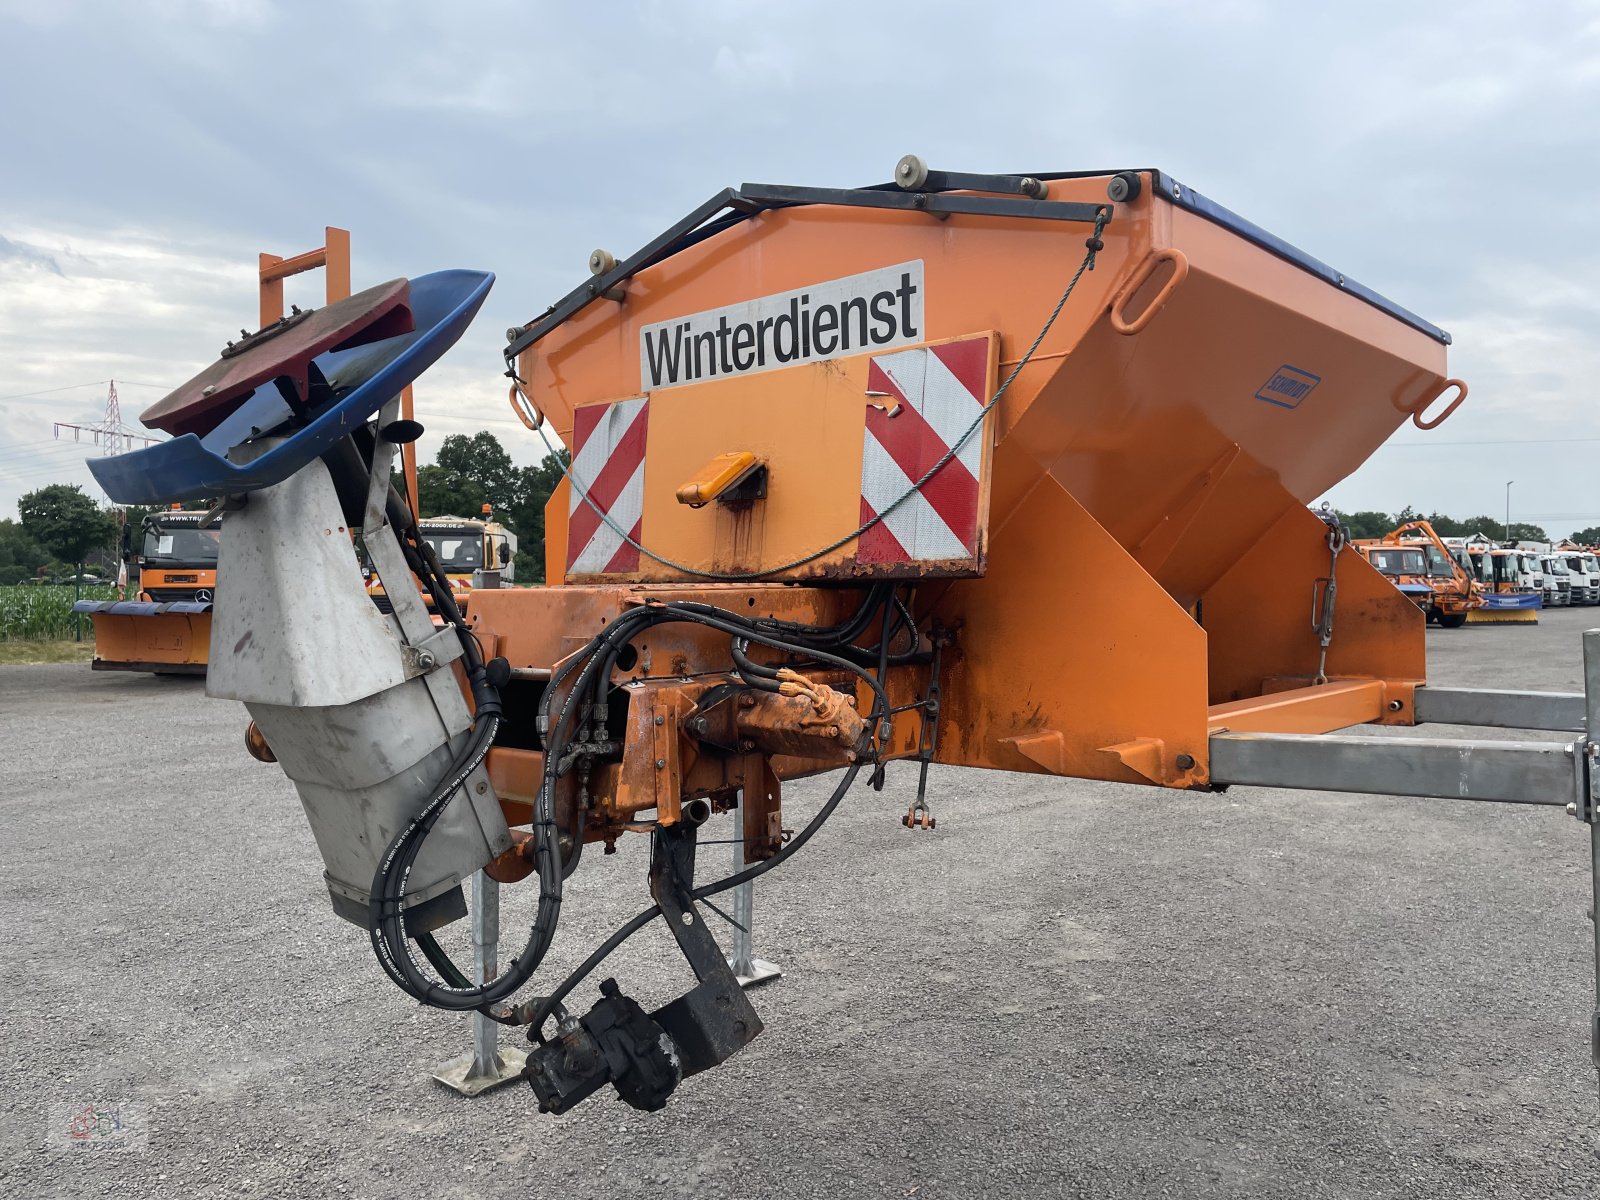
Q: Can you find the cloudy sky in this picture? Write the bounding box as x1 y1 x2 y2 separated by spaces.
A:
2 0 1598 534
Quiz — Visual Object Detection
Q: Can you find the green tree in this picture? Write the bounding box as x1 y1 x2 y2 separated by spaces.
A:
410 431 568 583
19 484 118 636
1327 507 1556 546
418 431 520 519
1424 511 1468 537
1571 527 1600 545
1449 515 1505 539
1336 510 1396 540
18 485 117 572
0 518 48 585
508 451 568 583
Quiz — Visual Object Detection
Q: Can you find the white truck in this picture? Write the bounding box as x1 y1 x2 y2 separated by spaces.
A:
1546 556 1572 607
1455 534 1545 596
1553 542 1600 605
1517 543 1570 607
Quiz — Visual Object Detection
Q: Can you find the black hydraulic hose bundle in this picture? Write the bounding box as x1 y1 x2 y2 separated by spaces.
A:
359 490 908 1020
365 516 570 1014
521 761 866 1036
515 594 903 1037
335 453 566 1016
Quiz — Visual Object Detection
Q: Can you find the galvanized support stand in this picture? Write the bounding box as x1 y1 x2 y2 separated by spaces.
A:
1583 631 1600 1151
728 794 782 988
429 872 527 1096
1589 816 1600 1157
1211 630 1600 1150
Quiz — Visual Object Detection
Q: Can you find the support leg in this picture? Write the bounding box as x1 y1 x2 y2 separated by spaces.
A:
1582 631 1600 1150
1589 815 1600 1159
728 792 782 988
429 872 527 1096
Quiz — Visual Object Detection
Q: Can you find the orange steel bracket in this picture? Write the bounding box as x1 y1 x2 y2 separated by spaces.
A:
1207 679 1388 735
259 226 351 325
545 477 571 586
257 227 418 521
932 474 1209 787
1201 493 1425 707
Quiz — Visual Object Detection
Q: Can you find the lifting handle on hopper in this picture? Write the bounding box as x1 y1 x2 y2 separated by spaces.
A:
1109 248 1189 335
1410 378 1468 430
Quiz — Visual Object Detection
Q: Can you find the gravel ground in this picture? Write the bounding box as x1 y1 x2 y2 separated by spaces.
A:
4 611 1600 1198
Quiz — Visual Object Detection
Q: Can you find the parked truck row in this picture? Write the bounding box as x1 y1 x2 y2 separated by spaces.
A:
1456 536 1600 609
75 506 519 674
1348 515 1600 628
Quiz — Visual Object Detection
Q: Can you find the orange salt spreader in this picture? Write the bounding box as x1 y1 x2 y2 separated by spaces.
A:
88 160 1600 1127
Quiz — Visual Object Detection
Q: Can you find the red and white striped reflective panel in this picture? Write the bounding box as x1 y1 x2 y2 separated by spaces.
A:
858 338 989 566
567 396 649 575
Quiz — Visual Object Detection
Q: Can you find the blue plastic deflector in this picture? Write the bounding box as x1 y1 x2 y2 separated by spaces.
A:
89 269 494 505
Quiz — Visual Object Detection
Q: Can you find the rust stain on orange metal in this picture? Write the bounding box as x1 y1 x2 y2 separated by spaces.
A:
934 476 1210 786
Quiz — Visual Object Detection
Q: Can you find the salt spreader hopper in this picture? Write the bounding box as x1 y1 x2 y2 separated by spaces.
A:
89 162 1600 1129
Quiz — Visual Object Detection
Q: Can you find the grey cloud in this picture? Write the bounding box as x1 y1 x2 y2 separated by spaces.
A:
0 234 63 275
0 1 1598 527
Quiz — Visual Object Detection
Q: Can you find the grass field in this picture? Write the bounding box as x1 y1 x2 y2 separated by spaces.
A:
0 640 95 665
0 584 117 643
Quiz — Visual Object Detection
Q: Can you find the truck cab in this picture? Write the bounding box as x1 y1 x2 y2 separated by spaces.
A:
1555 547 1599 605
136 510 220 602
1581 552 1600 605
1517 552 1545 597
1355 520 1481 627
1354 543 1435 612
71 509 220 675
366 513 518 617
1540 554 1571 606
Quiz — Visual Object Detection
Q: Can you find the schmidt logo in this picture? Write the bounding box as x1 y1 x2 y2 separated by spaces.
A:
1256 364 1321 409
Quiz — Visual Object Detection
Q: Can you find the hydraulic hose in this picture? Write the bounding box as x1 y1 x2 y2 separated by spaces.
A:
368 567 901 1016
523 761 865 1037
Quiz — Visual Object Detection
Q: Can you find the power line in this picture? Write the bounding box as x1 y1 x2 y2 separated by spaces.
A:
0 466 103 488
0 378 175 403
0 444 114 473
1377 437 1600 449
0 438 90 462
0 380 120 403
0 440 112 467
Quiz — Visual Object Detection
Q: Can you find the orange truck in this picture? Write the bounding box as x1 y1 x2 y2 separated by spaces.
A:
1444 537 1543 624
1353 519 1482 627
365 509 518 617
73 509 217 673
